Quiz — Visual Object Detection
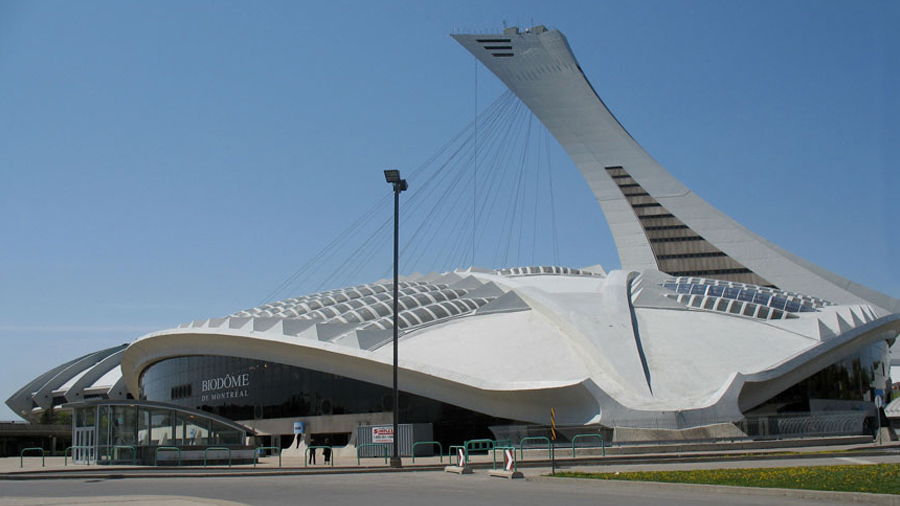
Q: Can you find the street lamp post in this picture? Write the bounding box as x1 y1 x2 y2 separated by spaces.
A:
384 169 407 469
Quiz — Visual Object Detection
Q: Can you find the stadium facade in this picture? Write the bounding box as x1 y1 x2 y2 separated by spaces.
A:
7 26 900 446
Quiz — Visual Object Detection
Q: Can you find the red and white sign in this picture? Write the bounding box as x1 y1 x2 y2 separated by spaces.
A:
457 448 466 467
372 426 394 443
503 449 514 471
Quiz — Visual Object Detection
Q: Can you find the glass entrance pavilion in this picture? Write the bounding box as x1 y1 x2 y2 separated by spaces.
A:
68 399 256 466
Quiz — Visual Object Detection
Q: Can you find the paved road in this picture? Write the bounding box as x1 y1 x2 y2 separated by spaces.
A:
6 448 900 505
0 471 851 506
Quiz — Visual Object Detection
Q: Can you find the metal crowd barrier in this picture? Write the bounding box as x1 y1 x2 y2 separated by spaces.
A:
64 445 93 466
465 438 495 455
154 446 181 467
571 433 605 457
356 443 389 465
254 446 282 467
203 447 232 467
411 441 443 463
20 447 45 468
518 436 553 460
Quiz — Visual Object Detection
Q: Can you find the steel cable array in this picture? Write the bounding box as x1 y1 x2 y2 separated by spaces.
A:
260 90 564 305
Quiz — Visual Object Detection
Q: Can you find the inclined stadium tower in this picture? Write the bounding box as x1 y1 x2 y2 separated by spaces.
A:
8 26 899 444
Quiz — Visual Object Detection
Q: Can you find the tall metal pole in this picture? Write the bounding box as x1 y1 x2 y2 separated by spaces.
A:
390 183 402 468
384 169 406 469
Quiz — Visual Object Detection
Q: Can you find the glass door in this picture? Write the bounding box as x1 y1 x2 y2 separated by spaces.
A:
74 427 96 464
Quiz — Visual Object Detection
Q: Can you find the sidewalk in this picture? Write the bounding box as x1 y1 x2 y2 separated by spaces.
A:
4 437 900 478
0 452 449 477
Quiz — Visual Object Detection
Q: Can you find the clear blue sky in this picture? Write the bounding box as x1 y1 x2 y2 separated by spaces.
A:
1 1 897 420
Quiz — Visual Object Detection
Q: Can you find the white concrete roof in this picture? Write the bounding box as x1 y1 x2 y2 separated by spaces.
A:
114 266 899 428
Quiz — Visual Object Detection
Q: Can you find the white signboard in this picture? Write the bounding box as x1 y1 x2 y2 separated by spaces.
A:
372 426 394 443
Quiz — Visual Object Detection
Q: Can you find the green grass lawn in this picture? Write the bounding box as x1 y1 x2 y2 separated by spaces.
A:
555 464 900 495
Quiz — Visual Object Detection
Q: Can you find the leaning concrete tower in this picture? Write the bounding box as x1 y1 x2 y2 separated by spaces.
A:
453 26 899 314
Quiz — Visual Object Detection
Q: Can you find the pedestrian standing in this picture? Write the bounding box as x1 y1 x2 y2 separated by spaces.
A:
308 438 316 465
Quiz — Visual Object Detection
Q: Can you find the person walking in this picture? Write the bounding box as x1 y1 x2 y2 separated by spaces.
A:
308 438 316 465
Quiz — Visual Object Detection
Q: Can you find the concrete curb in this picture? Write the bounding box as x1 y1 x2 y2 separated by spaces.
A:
528 475 900 505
